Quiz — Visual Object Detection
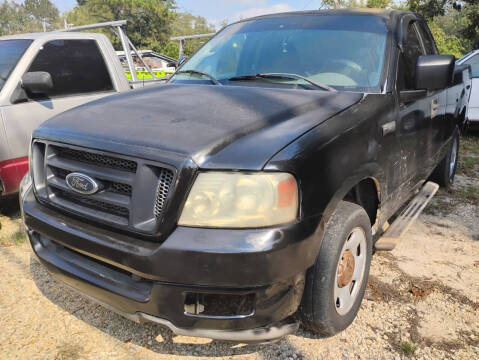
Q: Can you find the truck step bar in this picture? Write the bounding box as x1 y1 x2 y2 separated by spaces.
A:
375 181 439 251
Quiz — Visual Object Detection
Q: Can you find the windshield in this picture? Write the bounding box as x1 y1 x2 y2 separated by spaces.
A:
0 40 32 92
172 15 388 92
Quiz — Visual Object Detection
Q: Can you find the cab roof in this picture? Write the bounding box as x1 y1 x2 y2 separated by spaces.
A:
234 8 421 30
0 31 108 41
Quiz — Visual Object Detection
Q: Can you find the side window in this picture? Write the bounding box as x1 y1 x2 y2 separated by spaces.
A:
464 54 479 78
397 22 425 91
416 21 438 55
27 39 114 99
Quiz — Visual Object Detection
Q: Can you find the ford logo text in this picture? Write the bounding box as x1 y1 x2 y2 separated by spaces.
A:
65 173 100 195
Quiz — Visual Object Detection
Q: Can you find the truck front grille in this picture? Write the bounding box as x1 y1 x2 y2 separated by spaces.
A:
53 188 130 217
57 147 138 173
32 141 175 235
154 168 174 218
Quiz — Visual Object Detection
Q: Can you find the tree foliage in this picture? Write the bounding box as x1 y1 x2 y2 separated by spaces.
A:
428 20 464 58
66 0 176 52
408 0 478 53
366 0 393 8
0 0 61 34
162 12 216 58
323 0 476 56
24 0 59 24
65 0 215 58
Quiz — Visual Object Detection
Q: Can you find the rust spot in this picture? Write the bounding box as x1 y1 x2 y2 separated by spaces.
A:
338 249 355 288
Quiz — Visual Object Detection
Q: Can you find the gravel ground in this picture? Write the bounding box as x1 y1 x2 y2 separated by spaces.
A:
0 136 478 360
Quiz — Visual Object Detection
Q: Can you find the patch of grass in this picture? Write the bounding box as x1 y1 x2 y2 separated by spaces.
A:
424 198 456 215
457 155 479 177
55 342 83 360
400 340 417 356
12 230 26 246
461 136 479 156
455 185 479 205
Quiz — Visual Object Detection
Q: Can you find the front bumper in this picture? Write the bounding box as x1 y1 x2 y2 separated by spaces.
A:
21 182 322 342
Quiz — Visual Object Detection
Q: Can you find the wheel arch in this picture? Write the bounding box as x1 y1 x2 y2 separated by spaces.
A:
310 166 383 259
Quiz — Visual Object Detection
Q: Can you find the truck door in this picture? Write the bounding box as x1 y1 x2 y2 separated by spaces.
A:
462 53 479 125
396 20 440 192
416 20 449 158
1 39 117 185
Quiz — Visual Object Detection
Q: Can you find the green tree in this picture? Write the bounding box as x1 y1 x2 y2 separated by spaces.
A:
322 0 366 8
66 0 177 51
0 1 29 35
0 0 60 35
163 12 216 58
407 0 478 51
322 0 395 9
366 0 393 7
24 0 59 24
460 1 479 49
428 20 465 57
407 0 448 18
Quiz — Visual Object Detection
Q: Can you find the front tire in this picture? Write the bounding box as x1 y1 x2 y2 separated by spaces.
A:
299 201 372 337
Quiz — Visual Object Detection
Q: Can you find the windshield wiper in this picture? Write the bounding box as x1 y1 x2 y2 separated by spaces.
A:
175 69 221 85
228 73 336 92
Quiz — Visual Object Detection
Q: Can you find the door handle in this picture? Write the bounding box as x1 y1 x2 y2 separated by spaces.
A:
381 121 396 136
466 85 471 89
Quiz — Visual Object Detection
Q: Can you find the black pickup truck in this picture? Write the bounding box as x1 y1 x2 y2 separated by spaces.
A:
20 9 458 342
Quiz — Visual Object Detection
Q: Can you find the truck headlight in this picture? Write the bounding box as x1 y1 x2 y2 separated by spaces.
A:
178 172 298 228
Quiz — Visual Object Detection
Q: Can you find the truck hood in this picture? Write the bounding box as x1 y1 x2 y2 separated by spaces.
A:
34 84 363 170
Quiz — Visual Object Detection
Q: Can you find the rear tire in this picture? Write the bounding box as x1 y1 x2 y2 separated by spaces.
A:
430 129 460 188
299 201 372 337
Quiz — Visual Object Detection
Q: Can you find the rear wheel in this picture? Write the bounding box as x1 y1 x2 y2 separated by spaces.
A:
299 201 372 336
430 129 460 187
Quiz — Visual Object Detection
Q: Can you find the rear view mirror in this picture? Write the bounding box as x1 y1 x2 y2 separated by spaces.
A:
22 71 53 94
415 55 455 90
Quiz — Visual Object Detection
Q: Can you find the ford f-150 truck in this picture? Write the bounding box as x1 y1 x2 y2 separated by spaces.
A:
20 9 458 342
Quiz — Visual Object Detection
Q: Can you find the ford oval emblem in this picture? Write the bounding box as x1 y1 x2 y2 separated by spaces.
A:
65 173 100 195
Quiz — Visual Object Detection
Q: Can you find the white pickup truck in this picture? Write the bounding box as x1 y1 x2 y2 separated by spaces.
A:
457 50 479 130
0 22 165 197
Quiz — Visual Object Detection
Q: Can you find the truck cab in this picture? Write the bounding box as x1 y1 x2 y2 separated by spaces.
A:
0 32 132 196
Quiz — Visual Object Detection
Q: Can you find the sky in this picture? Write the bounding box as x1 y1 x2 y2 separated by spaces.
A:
50 0 324 28
176 0 323 27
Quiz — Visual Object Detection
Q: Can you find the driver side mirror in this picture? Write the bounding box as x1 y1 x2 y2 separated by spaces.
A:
415 55 455 91
22 71 53 94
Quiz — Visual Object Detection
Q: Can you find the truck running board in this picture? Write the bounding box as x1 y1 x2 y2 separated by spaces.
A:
375 181 439 251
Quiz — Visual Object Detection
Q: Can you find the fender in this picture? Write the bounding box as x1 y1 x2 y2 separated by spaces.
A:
302 163 383 265
319 166 382 231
